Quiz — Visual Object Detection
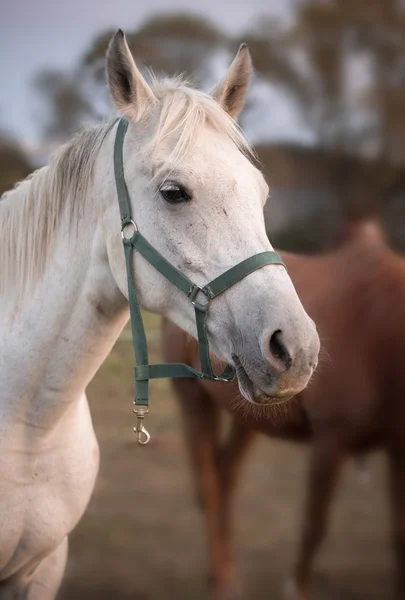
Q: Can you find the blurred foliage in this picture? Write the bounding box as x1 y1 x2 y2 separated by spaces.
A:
268 220 335 254
33 70 97 141
288 0 405 161
34 13 228 142
0 136 32 196
33 2 405 162
257 141 405 252
83 14 224 85
29 4 405 253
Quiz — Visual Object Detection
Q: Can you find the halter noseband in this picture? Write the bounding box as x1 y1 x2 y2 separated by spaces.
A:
114 117 285 444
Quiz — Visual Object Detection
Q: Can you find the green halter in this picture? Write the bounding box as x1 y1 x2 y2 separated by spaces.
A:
114 117 285 444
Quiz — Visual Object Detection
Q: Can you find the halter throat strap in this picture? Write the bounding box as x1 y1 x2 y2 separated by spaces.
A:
113 117 285 421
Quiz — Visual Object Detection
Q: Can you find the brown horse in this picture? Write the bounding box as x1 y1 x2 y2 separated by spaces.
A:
162 218 405 600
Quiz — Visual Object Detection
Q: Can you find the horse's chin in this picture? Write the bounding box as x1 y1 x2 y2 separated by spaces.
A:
232 354 293 407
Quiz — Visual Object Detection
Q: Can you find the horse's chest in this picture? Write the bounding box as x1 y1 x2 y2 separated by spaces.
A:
0 480 72 578
0 400 99 580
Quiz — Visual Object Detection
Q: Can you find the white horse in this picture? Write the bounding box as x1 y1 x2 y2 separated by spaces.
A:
0 31 319 598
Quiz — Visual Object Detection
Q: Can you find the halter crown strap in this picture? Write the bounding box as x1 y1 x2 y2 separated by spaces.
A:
114 118 132 221
113 117 285 441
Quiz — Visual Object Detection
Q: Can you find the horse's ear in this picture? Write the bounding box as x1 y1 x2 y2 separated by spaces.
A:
106 30 158 120
211 44 252 120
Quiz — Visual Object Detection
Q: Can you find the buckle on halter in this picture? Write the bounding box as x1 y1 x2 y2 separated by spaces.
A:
188 285 210 311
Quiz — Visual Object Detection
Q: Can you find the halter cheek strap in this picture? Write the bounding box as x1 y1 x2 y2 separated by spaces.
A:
114 117 285 444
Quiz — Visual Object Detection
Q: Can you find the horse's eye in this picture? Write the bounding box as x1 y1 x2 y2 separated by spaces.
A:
160 182 190 204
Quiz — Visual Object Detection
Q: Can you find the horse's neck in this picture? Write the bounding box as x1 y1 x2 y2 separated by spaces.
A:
0 160 129 439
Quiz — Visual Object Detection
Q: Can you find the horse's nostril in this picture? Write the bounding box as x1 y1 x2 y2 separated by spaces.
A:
269 330 292 371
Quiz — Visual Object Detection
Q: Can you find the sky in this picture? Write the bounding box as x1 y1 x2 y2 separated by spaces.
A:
0 0 294 146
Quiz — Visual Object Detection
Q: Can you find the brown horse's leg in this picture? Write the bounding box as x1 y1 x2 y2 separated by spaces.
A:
175 379 234 599
217 418 256 498
206 417 256 599
288 436 346 600
175 379 254 599
388 447 405 599
214 419 257 595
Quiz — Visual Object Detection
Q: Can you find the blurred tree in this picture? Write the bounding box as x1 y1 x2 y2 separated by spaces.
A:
0 136 32 196
83 14 226 85
275 0 405 161
28 6 405 251
34 13 229 141
33 69 98 142
238 14 314 120
32 4 405 164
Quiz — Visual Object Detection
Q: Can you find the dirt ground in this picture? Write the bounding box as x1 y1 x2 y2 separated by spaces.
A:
59 315 394 600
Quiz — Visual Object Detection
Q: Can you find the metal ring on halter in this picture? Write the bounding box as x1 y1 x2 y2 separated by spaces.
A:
189 285 210 310
121 219 138 240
